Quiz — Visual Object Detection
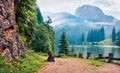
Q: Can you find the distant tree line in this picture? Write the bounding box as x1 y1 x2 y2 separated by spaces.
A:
112 27 120 46
79 27 120 46
112 27 116 42
115 30 120 46
80 33 85 42
85 26 120 46
86 27 105 42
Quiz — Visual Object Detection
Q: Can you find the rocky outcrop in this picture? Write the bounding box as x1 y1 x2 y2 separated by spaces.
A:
0 0 25 61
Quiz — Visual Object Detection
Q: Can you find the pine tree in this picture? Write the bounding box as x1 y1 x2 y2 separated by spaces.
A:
45 16 52 25
81 33 85 42
112 27 116 42
101 27 105 41
115 31 120 46
58 31 69 55
35 6 43 23
86 27 105 42
96 29 100 42
90 30 94 42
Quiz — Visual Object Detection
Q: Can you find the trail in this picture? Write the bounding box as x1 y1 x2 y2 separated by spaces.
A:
38 58 120 73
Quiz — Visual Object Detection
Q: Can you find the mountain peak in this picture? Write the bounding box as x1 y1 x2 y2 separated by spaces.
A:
75 5 106 21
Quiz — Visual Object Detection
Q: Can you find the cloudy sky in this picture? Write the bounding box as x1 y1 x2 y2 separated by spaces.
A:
37 0 120 20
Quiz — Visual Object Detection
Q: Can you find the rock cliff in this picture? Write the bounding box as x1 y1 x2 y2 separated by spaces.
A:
0 0 25 61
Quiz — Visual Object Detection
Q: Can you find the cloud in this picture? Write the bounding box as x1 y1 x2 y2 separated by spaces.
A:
37 0 120 19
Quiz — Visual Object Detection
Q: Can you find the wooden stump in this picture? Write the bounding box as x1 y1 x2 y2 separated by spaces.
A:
107 53 113 63
47 51 55 62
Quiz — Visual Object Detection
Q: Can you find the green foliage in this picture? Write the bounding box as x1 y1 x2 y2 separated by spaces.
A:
112 27 116 42
80 33 85 42
29 7 55 54
58 31 69 55
0 50 46 73
45 16 52 24
35 6 43 23
15 0 55 54
87 27 105 42
55 54 71 58
15 0 35 37
82 59 105 67
115 31 120 46
87 59 105 67
30 23 54 53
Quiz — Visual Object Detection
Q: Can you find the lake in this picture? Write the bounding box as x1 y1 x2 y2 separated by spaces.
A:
69 45 120 59
55 45 120 59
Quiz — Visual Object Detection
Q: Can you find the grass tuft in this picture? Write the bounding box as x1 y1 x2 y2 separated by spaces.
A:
84 59 105 67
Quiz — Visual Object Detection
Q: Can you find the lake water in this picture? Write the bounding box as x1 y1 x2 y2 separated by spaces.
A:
69 45 120 59
55 45 120 59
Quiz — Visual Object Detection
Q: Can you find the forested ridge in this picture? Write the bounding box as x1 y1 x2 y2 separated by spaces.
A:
15 0 55 53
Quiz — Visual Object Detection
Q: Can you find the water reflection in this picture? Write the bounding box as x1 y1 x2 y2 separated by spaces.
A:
69 45 120 59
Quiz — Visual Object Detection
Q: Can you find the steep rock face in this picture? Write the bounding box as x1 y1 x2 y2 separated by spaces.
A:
75 5 114 22
0 0 25 61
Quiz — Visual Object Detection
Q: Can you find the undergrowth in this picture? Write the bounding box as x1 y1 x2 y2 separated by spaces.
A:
0 50 46 73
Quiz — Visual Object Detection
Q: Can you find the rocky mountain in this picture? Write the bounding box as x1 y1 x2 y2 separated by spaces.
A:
0 0 25 61
75 5 114 22
43 5 120 45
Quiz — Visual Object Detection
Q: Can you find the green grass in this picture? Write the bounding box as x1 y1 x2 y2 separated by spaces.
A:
55 54 73 58
56 54 105 67
0 50 47 73
82 59 105 67
88 60 105 67
99 39 113 45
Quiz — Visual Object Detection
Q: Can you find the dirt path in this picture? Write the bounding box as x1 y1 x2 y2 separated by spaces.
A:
38 58 120 73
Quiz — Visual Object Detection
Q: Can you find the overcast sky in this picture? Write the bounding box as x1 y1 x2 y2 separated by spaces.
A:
37 0 120 20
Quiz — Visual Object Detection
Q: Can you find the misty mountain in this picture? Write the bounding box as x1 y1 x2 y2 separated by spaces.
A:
42 5 120 45
75 5 114 22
